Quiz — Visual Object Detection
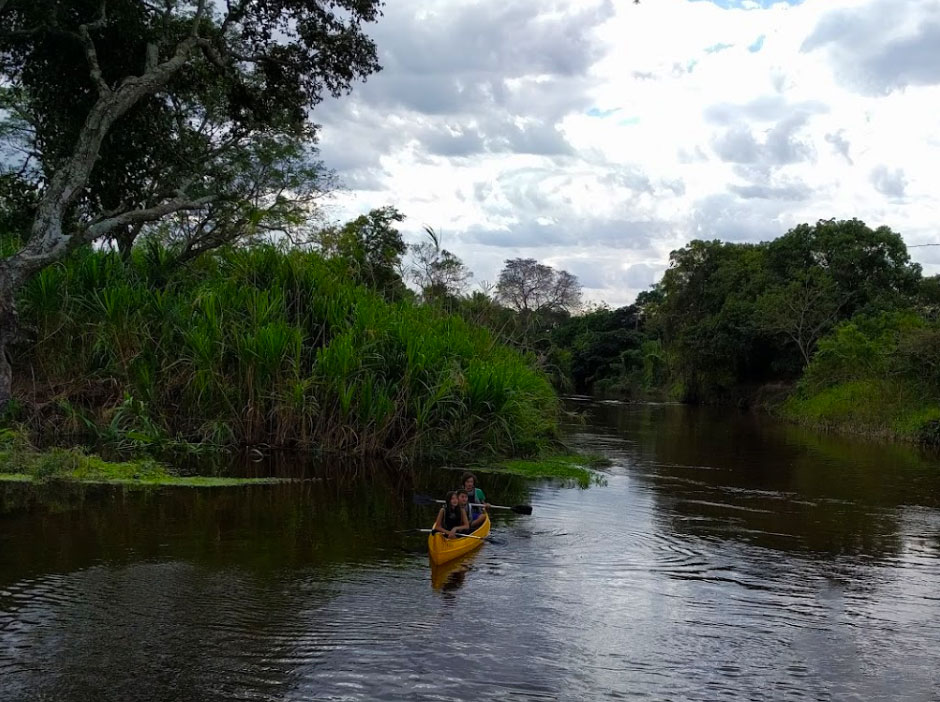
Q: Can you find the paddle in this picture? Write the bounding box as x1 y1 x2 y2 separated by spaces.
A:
396 527 498 543
421 528 489 541
412 494 533 515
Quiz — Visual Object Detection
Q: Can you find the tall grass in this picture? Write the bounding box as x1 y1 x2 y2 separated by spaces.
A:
12 245 559 458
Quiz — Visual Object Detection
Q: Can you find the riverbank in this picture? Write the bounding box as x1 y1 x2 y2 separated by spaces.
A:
569 382 940 448
0 428 608 489
9 245 559 460
0 432 287 487
779 379 940 445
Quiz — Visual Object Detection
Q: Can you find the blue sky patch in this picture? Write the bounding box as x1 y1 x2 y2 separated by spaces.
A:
705 42 735 54
587 107 620 118
748 34 766 52
689 0 804 9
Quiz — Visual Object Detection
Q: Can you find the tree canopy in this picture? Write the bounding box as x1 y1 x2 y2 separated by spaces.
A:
496 258 581 315
0 0 384 404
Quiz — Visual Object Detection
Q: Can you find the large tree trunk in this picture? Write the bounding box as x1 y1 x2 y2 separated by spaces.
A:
0 25 209 408
0 284 18 410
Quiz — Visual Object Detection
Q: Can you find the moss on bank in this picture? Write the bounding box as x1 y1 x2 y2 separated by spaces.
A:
0 433 285 487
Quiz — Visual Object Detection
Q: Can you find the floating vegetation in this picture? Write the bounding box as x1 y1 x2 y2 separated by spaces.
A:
484 453 612 488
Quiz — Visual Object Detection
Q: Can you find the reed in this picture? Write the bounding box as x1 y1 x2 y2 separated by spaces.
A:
11 244 559 459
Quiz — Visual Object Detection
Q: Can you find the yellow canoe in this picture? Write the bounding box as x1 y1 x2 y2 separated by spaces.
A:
427 513 490 565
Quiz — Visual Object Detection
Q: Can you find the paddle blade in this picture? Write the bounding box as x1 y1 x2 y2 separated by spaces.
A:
412 494 439 506
512 505 533 515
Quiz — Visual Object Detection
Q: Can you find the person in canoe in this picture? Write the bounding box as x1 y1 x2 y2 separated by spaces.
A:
461 472 489 530
456 489 474 532
433 490 469 539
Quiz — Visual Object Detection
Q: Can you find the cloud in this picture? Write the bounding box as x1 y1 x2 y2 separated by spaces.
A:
623 263 659 289
690 193 801 243
870 165 908 199
824 130 853 164
314 0 940 307
727 182 812 200
711 110 822 167
704 96 827 125
802 0 940 95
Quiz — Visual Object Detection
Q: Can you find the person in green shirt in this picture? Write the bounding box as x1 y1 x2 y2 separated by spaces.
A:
461 472 489 530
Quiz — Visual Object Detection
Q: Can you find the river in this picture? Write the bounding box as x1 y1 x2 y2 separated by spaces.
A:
2 401 940 701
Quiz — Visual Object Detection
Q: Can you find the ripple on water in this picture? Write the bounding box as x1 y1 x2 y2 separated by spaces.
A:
3 406 940 701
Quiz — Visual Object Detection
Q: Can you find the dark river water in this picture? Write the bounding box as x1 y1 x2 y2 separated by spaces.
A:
3 401 940 701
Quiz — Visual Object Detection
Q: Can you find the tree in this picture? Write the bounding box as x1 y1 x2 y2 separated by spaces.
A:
0 0 383 406
656 239 776 399
757 268 850 367
550 305 645 393
408 226 472 304
135 133 335 265
915 274 940 322
495 258 581 315
765 219 921 315
316 207 408 301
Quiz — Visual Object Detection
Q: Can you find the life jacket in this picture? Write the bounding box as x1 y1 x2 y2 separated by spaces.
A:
468 488 485 519
442 506 463 530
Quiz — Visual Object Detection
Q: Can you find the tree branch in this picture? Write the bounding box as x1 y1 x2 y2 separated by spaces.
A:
78 3 111 96
83 192 215 242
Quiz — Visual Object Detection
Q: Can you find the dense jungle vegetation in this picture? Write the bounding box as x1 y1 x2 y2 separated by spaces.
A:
2 235 559 459
0 1 937 465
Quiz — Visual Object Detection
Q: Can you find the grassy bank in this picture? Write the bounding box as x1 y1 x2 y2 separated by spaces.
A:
0 431 284 487
779 313 940 445
9 245 559 460
781 379 940 444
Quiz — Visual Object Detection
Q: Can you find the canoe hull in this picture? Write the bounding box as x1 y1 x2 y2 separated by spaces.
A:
427 514 490 565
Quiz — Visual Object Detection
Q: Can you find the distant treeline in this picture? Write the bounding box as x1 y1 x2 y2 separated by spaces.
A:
535 219 940 444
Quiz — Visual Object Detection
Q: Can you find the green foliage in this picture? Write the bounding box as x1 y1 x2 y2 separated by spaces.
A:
652 220 923 401
315 207 409 301
0 1 382 251
658 240 773 400
0 440 285 486
549 305 648 395
800 311 926 392
12 244 559 459
784 311 940 443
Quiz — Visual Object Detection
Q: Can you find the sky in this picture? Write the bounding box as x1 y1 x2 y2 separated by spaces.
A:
314 0 940 307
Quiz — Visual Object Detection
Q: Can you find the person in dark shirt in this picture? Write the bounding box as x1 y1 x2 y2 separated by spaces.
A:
433 490 468 539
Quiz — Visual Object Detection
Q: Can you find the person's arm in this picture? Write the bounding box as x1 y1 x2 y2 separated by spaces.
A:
433 508 445 534
455 508 470 532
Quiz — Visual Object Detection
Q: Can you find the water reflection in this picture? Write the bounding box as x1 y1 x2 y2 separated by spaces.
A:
2 403 940 700
430 551 480 592
566 401 940 560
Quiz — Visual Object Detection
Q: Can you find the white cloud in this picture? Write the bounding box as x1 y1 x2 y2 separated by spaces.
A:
317 0 940 306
